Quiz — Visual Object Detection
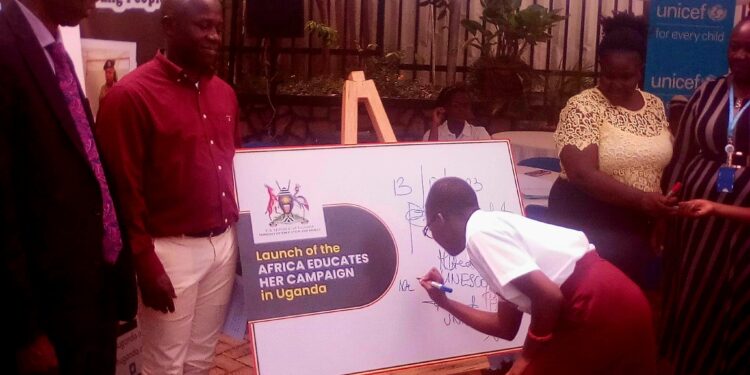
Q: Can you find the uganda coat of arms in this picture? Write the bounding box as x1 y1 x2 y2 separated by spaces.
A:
264 181 310 226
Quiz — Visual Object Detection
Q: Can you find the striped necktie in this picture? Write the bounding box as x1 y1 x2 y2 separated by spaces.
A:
45 41 123 264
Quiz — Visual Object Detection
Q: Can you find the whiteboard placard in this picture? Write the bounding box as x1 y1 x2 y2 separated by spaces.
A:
233 141 529 375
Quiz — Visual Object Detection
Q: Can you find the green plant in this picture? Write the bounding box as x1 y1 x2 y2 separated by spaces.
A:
304 20 339 48
538 65 596 126
277 75 344 96
272 49 438 99
461 0 564 120
461 0 564 62
306 20 339 76
364 51 438 99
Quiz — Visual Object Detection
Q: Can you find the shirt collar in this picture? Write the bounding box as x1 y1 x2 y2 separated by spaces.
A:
440 120 470 137
16 0 60 49
154 50 213 88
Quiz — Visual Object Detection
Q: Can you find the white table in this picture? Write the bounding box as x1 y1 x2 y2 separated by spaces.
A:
515 165 559 208
493 131 557 163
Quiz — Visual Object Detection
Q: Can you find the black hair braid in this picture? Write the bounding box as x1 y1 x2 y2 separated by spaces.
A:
599 11 649 60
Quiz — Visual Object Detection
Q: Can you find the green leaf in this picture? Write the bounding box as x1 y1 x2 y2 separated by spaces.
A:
526 4 545 13
483 7 501 21
461 19 484 35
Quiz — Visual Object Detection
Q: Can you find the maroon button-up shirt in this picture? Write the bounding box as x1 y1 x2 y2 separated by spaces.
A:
96 52 239 256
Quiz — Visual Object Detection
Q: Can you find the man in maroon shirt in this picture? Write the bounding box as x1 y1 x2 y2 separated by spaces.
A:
95 0 239 372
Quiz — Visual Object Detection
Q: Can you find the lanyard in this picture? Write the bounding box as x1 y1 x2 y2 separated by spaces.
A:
728 84 750 145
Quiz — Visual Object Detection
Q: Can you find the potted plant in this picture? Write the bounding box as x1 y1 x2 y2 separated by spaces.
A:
539 66 596 128
461 0 564 120
305 20 338 76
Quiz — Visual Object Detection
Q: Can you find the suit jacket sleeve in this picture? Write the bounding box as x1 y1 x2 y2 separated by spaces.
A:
0 59 42 348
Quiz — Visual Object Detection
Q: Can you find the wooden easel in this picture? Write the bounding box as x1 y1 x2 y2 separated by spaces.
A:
340 71 398 144
374 356 490 375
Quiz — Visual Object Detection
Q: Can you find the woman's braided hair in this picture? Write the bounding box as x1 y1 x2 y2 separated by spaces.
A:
599 11 649 60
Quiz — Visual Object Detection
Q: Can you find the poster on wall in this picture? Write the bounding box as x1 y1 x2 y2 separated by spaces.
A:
644 0 736 104
81 38 137 117
78 0 163 106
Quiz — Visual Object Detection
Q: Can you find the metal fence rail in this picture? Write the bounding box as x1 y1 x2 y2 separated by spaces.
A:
226 1 750 89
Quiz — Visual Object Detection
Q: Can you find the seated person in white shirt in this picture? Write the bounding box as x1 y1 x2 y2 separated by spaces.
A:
423 85 491 141
419 177 657 375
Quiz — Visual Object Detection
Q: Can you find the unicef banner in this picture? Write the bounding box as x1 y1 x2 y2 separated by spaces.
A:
644 0 735 104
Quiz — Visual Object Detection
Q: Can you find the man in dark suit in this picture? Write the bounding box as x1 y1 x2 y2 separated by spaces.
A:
0 0 136 374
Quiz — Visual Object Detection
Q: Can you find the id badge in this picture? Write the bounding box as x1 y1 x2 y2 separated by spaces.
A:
717 166 736 193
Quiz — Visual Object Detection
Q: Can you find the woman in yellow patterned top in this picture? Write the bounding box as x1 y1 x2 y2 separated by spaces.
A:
547 13 675 290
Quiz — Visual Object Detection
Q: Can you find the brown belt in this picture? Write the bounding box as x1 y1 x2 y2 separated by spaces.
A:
184 224 230 238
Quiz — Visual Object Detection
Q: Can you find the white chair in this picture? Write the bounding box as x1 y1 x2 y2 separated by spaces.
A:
492 131 557 163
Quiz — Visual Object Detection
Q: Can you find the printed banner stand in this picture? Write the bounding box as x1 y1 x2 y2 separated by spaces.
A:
236 142 523 375
644 0 735 105
233 73 525 374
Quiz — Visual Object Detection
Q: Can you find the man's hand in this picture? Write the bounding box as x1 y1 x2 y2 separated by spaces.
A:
17 335 58 374
134 250 176 313
419 267 448 307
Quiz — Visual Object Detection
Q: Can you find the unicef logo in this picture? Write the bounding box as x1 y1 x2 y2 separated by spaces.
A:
708 5 727 22
655 4 728 22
